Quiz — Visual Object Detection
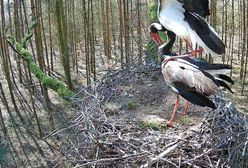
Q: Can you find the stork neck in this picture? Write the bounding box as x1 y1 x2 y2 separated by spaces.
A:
158 30 176 55
162 54 193 67
159 41 173 55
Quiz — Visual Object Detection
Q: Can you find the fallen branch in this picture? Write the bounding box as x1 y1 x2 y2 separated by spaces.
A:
7 29 75 98
75 152 148 167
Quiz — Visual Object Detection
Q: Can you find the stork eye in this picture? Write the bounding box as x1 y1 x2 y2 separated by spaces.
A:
180 66 185 70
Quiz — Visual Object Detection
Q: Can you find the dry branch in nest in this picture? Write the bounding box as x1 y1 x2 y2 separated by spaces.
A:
48 65 248 167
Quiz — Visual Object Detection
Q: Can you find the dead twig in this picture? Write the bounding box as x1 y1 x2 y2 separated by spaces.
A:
74 152 149 167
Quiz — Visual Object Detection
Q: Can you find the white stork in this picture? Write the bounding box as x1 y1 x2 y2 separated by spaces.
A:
157 0 224 56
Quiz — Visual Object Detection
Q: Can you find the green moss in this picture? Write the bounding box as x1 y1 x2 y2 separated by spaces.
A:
57 87 74 97
139 120 165 130
179 116 194 125
7 34 76 99
126 99 139 110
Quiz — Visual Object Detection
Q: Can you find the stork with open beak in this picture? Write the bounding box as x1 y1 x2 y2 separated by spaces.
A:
149 23 234 127
149 23 176 56
157 0 224 56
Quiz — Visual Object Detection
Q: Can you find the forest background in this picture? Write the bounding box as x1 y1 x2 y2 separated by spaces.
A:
0 0 248 167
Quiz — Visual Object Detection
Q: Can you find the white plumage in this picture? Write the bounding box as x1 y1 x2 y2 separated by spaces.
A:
158 0 224 56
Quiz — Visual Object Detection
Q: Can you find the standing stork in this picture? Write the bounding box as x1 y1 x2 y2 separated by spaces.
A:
159 41 234 122
161 55 233 127
157 0 224 56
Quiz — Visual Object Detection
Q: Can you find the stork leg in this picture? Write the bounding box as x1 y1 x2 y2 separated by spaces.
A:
186 41 204 57
181 101 189 116
167 95 180 127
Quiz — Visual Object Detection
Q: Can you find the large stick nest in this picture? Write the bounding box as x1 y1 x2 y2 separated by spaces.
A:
52 65 248 167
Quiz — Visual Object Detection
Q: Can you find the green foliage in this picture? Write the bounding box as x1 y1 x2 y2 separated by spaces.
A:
158 32 167 44
146 0 167 64
145 40 159 64
148 0 157 21
179 116 194 125
139 120 165 130
125 99 140 110
147 0 167 42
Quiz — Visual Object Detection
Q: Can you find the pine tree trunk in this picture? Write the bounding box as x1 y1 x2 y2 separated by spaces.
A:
55 0 73 89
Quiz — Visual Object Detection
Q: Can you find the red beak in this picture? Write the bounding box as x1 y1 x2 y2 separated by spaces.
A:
150 32 163 46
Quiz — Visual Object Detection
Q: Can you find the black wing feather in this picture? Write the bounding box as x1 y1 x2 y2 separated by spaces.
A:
191 0 210 17
173 82 216 109
215 79 234 93
216 74 234 85
182 57 231 70
180 0 210 17
184 12 225 54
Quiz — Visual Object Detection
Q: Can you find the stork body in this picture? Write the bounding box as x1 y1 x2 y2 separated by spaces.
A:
161 56 233 127
162 57 218 109
157 0 225 55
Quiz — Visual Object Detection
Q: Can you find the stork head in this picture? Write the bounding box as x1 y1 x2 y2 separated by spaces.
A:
148 23 165 46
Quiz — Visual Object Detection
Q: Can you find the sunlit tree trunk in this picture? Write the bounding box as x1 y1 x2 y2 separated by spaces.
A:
240 0 246 80
106 0 112 67
31 0 54 130
48 0 54 71
241 0 248 94
230 0 235 76
137 0 142 63
55 0 73 89
14 0 23 82
118 0 124 68
124 0 130 65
